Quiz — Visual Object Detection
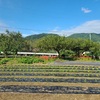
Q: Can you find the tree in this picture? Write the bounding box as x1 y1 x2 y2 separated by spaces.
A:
8 31 25 56
70 38 83 57
37 35 67 57
0 30 25 57
90 42 100 59
70 38 93 57
0 33 11 57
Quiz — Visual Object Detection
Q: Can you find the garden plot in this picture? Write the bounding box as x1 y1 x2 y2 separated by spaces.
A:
0 65 100 94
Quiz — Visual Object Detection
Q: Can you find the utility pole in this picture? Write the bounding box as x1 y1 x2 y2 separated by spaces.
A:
89 33 91 41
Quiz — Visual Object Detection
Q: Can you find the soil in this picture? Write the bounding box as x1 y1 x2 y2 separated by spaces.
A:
0 93 100 100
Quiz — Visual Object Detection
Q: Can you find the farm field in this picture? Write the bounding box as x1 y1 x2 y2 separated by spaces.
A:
0 64 100 100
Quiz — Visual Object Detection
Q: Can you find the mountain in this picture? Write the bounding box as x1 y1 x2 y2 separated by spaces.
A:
25 33 100 42
68 33 100 42
25 33 59 40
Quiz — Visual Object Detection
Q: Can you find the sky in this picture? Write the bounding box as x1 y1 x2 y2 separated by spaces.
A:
0 0 100 37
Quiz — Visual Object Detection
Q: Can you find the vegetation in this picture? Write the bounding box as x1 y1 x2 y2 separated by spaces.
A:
68 33 100 42
0 64 100 94
0 30 100 61
25 33 59 40
36 35 100 59
0 30 27 57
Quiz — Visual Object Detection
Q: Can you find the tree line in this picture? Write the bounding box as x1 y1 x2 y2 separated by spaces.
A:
37 35 100 59
0 30 100 59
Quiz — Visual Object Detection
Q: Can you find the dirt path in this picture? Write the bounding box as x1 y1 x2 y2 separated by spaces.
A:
0 93 100 100
50 61 100 66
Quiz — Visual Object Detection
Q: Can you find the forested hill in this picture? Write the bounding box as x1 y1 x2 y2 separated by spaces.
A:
25 33 100 42
25 33 59 40
68 33 100 42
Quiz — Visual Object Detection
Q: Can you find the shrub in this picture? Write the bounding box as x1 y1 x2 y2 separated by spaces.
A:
33 57 44 63
18 57 44 64
0 58 9 64
18 57 33 64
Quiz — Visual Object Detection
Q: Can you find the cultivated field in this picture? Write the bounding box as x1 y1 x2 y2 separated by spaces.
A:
0 64 100 100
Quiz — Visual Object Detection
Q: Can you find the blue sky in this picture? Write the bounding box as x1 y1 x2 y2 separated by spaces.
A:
0 0 100 36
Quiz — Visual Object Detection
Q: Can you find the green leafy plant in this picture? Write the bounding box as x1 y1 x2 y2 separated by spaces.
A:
0 58 10 64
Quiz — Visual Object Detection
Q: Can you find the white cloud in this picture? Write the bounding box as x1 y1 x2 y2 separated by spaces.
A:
51 20 100 36
81 7 92 13
51 26 60 32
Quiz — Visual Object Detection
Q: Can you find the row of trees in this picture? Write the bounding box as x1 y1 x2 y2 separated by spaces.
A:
37 35 100 59
0 30 100 59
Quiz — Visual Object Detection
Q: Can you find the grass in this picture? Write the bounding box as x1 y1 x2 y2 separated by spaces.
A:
0 57 57 65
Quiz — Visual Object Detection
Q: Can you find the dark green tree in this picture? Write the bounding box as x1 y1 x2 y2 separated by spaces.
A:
0 30 25 57
8 31 25 56
37 35 67 57
0 33 11 57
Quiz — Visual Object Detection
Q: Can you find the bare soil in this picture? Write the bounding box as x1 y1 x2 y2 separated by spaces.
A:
0 82 100 87
0 93 100 100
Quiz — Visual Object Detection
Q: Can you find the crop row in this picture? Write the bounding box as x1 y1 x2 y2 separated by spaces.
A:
0 85 100 94
0 69 100 73
0 78 100 83
0 73 100 77
0 65 99 69
0 67 100 70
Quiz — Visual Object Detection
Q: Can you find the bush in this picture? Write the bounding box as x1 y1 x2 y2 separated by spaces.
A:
0 58 9 64
18 57 33 64
33 57 44 63
61 50 76 60
18 57 44 64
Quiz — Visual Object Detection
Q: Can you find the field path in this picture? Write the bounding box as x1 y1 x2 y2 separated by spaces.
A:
50 61 100 66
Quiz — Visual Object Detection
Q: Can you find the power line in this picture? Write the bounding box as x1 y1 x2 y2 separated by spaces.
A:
0 25 52 31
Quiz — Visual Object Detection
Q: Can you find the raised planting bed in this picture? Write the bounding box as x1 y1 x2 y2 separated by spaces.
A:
0 85 100 94
0 78 100 83
0 67 100 70
0 73 100 78
0 65 100 69
0 69 100 73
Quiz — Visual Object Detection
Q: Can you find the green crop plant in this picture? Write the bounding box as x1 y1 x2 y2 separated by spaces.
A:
84 79 87 83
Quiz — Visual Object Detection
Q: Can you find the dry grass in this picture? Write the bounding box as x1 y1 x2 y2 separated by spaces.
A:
0 93 100 100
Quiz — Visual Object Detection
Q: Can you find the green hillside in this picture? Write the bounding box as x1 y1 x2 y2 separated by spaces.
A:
25 33 59 40
25 33 100 42
68 33 100 42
